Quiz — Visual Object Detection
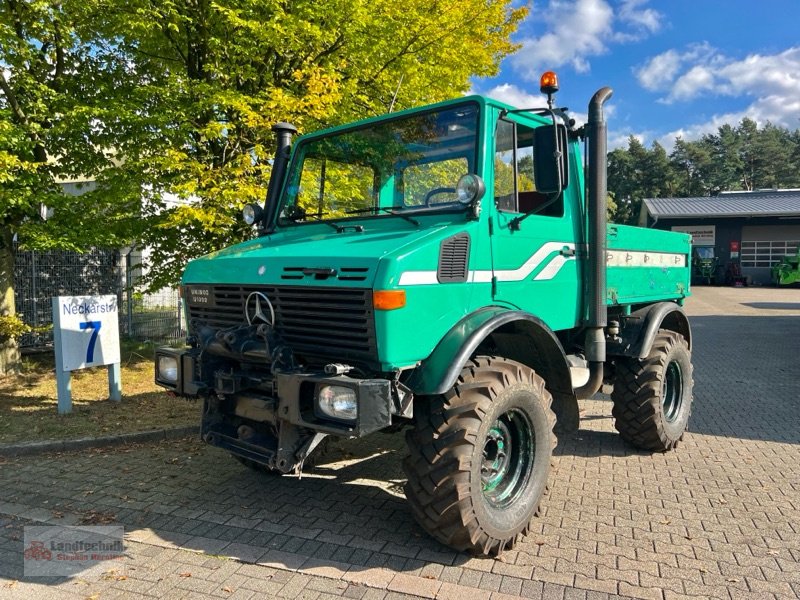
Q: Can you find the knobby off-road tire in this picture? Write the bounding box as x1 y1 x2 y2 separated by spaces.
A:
611 330 693 452
403 356 556 556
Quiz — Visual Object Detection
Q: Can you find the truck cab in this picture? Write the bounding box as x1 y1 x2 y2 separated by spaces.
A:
155 76 694 556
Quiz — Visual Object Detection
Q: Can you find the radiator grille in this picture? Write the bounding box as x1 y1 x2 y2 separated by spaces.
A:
187 286 377 363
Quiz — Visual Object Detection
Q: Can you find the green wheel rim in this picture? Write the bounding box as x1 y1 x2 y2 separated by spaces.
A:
662 361 683 422
481 408 535 508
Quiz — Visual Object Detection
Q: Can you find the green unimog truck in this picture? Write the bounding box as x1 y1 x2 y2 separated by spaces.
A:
155 73 694 556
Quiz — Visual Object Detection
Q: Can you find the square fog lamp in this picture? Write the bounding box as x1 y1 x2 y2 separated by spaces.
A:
156 354 179 387
316 385 358 421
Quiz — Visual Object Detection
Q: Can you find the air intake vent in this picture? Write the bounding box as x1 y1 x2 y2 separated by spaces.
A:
338 267 369 281
438 233 470 283
281 266 370 281
281 267 305 280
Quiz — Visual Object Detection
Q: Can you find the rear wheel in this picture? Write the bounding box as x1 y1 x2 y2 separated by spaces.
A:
611 330 693 451
403 356 556 556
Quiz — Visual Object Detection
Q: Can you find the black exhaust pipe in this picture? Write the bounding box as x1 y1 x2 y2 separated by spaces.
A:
576 86 613 399
262 122 297 233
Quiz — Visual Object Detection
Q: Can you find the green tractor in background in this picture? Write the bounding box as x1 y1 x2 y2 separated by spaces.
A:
771 249 800 285
691 246 718 285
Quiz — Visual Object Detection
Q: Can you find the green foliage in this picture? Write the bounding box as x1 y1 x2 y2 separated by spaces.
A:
1 0 527 292
100 0 527 289
0 314 30 340
607 120 800 224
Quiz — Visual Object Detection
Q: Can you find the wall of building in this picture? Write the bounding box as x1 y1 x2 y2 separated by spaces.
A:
652 216 800 285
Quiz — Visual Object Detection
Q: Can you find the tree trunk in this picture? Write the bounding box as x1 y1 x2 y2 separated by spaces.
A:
0 226 20 375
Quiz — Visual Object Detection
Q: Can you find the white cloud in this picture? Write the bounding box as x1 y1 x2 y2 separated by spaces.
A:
512 0 613 77
618 0 661 33
474 82 590 125
657 110 748 149
608 130 647 151
512 0 663 79
634 45 800 142
671 65 716 101
481 83 547 109
637 45 800 105
635 50 681 91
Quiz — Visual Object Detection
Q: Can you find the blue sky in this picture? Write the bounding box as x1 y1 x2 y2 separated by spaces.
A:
472 0 800 150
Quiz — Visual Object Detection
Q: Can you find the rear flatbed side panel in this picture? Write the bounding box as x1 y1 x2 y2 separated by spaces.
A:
606 224 691 306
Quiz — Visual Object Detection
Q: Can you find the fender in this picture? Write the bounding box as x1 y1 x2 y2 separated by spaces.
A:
610 302 692 359
404 306 579 430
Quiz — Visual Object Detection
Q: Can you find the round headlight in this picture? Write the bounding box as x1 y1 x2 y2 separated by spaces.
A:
243 203 263 226
456 174 486 204
157 356 178 384
317 385 358 421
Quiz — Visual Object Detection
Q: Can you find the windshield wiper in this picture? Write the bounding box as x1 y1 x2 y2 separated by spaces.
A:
282 210 341 231
345 206 419 226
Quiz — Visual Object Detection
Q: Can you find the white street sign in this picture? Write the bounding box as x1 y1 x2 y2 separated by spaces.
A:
52 295 122 414
53 296 121 371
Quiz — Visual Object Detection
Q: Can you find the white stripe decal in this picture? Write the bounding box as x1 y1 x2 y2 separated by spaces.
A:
492 241 575 282
398 271 440 285
399 241 575 286
534 255 571 280
607 250 686 268
399 246 686 285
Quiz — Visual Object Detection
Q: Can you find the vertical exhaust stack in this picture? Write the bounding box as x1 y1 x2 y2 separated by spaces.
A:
262 122 298 233
575 86 613 399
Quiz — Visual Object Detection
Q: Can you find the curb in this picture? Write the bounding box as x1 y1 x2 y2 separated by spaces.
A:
0 425 199 458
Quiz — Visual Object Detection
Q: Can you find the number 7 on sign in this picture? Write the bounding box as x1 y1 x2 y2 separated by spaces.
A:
79 320 102 364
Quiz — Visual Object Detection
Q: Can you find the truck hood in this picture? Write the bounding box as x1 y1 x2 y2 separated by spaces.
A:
182 222 450 287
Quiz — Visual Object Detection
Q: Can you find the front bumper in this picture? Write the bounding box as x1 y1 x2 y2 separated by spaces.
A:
154 346 395 437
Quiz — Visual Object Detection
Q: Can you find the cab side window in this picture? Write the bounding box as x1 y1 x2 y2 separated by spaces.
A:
494 119 564 218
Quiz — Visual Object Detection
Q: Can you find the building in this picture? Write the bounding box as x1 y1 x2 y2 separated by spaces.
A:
640 189 800 285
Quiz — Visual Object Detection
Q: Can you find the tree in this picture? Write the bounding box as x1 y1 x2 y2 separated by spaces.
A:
0 0 526 373
97 0 527 290
0 0 145 373
670 137 711 197
609 119 800 221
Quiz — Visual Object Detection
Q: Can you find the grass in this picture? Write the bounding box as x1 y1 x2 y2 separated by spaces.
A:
0 340 201 445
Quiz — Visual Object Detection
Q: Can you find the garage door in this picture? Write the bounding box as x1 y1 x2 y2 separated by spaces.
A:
741 225 800 284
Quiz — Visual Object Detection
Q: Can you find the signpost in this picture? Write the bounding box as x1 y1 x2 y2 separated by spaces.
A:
52 295 122 415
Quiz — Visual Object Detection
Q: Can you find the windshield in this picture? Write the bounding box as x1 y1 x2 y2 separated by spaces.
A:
278 104 479 225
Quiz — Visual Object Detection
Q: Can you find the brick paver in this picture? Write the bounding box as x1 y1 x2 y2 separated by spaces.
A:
1 287 798 599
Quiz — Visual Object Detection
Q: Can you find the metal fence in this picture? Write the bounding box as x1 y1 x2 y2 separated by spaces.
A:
14 244 185 349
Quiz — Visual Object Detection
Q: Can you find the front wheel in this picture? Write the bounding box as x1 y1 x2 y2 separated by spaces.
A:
611 330 693 451
403 356 556 556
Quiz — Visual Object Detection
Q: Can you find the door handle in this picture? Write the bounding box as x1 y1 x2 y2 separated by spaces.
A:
560 246 575 257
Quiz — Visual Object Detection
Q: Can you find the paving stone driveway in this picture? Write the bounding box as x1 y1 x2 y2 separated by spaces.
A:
1 286 799 600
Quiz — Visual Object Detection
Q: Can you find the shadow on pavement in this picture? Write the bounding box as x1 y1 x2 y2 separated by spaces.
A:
742 302 800 310
688 314 799 444
1 309 798 591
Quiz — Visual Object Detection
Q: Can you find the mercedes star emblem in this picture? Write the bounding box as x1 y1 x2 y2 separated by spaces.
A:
244 291 276 327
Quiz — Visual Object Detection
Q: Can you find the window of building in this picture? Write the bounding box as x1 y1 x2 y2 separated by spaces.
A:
740 240 800 267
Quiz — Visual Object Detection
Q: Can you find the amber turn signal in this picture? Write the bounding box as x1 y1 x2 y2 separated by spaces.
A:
373 290 406 310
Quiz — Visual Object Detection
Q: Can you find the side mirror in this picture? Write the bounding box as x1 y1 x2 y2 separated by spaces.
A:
533 124 569 194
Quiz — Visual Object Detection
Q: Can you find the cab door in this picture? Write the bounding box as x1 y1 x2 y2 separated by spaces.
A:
489 114 582 331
